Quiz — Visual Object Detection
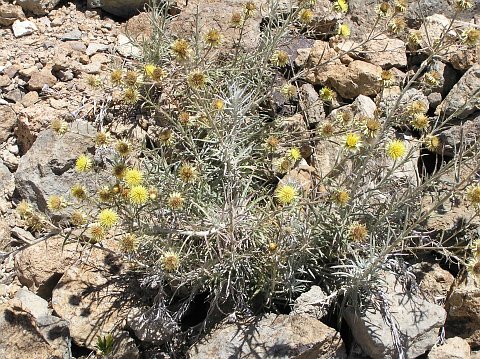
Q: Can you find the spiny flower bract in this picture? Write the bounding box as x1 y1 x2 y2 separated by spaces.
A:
47 195 66 212
161 251 180 272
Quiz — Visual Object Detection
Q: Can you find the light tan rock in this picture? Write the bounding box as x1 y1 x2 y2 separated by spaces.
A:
0 2 25 26
51 242 137 350
414 263 455 304
14 235 81 299
27 68 57 91
0 105 17 143
428 337 471 359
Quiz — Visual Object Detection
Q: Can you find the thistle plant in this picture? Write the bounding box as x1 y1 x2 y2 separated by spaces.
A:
9 0 480 353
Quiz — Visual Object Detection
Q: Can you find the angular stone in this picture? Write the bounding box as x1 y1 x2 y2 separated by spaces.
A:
291 285 328 320
438 114 480 157
14 120 96 213
0 291 70 359
28 69 57 91
446 279 480 347
299 83 325 127
88 0 147 18
345 273 447 359
436 64 480 121
52 241 139 350
14 236 81 299
16 0 60 15
11 19 37 37
428 337 471 359
188 313 347 359
0 2 25 26
0 105 17 143
413 262 454 304
344 35 407 68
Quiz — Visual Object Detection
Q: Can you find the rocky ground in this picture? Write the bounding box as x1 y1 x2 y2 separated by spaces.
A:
0 0 480 358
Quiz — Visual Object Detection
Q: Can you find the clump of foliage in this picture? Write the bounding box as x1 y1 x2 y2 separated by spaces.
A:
12 0 480 354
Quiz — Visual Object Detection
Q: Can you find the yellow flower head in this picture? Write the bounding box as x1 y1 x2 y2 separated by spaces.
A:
113 163 127 179
120 233 139 253
394 0 408 12
51 118 68 134
212 98 225 111
287 147 302 161
171 39 192 61
123 88 140 104
95 132 108 147
467 257 480 282
319 87 336 102
70 210 86 226
187 70 208 90
280 83 297 99
265 136 280 150
386 139 407 160
375 1 393 16
129 185 149 205
244 1 256 18
466 184 480 207
332 190 350 206
47 195 66 212
161 251 180 272
158 128 175 146
411 114 430 131
16 200 32 218
144 64 156 77
268 242 278 252
98 187 113 202
98 208 118 228
204 29 222 47
124 168 143 186
462 28 480 47
424 135 440 152
348 222 368 242
408 31 423 49
407 100 428 116
298 8 314 24
230 12 244 27
338 23 351 38
89 223 106 243
274 157 293 174
168 192 185 210
364 117 381 138
455 0 474 11
271 50 290 67
380 70 396 87
110 69 123 86
424 70 441 87
333 0 348 13
179 164 198 183
124 71 138 87
75 154 93 173
275 184 299 205
344 133 361 152
115 140 131 157
71 184 87 201
321 121 335 137
388 17 406 34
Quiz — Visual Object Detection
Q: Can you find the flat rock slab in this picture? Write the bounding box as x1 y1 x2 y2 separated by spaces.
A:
189 313 346 359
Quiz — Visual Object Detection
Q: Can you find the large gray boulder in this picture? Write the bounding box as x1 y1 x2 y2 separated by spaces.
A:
345 273 447 359
14 120 96 213
188 313 347 359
